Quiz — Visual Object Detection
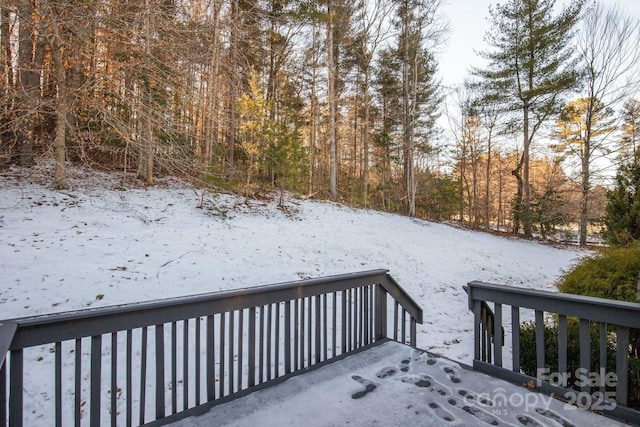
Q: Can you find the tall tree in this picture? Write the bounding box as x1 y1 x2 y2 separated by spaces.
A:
569 1 640 245
604 151 640 246
474 0 584 237
14 0 46 166
392 0 445 216
347 0 392 206
553 97 615 245
620 99 640 164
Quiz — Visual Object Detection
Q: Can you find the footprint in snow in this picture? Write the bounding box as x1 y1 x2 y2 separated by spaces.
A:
516 414 545 426
427 401 456 423
401 375 432 388
376 366 398 379
443 366 462 384
350 375 377 399
534 408 575 427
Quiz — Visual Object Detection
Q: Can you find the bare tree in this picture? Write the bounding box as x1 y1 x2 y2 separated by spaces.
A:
571 1 640 245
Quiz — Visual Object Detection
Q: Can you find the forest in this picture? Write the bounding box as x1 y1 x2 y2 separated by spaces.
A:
1 0 639 246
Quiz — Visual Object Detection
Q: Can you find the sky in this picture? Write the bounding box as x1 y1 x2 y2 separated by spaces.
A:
439 0 640 89
0 161 586 425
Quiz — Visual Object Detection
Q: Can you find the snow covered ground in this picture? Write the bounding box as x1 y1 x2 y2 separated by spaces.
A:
175 341 627 427
1 163 592 425
1 163 584 364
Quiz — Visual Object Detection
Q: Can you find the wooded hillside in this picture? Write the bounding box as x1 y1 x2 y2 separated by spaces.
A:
1 0 638 244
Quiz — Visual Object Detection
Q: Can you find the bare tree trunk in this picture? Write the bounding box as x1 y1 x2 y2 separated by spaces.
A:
327 2 337 201
48 13 69 190
512 153 524 235
522 104 532 237
15 0 44 167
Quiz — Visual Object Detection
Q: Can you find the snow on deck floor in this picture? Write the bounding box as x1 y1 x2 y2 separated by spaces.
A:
174 341 624 427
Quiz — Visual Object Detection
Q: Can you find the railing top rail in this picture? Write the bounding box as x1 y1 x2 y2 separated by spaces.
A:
5 269 421 349
382 273 423 323
466 280 640 328
0 322 17 369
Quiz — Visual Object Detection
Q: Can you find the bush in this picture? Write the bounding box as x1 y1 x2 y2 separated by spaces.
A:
519 318 616 390
557 244 640 302
522 246 640 409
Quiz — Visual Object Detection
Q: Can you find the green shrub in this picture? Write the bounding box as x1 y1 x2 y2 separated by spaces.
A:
527 245 640 409
557 244 640 302
519 318 616 390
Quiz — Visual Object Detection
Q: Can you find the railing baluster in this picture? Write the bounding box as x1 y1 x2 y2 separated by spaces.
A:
307 297 312 365
248 308 256 387
511 306 520 372
494 303 502 367
139 327 148 426
90 335 102 427
410 317 417 347
369 285 374 343
275 303 280 376
295 299 301 370
206 316 214 402
9 349 23 427
171 321 177 415
599 322 607 395
616 325 629 407
579 318 590 393
126 330 132 427
363 286 369 345
314 295 321 363
332 292 337 357
558 315 567 375
394 301 399 342
473 300 481 362
183 319 189 412
285 301 291 374
358 287 364 347
322 295 328 362
401 309 406 345
219 312 226 398
55 341 62 427
299 298 305 369
267 305 273 379
238 309 244 391
155 325 165 420
110 334 117 427
75 339 82 427
228 311 235 393
535 310 544 372
341 291 347 355
259 307 265 382
195 317 201 405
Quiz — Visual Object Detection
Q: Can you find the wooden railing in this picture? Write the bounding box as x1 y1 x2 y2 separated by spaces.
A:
0 270 422 426
466 281 640 425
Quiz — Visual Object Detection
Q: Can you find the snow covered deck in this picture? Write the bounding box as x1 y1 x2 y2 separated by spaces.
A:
173 340 627 427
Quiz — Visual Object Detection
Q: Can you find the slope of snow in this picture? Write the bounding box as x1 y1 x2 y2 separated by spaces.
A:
0 164 584 364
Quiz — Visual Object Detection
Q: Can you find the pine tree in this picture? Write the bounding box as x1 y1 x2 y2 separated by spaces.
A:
474 0 584 237
604 154 640 246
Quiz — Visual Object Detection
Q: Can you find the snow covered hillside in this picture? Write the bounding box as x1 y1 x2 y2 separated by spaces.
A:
0 164 584 364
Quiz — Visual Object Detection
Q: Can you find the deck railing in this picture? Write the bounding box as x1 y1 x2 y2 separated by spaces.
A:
466 281 640 425
0 270 422 427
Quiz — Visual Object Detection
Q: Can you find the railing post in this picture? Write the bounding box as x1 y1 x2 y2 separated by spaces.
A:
375 284 387 340
9 349 23 427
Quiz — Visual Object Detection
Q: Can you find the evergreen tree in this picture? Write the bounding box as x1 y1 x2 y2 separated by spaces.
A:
474 0 584 237
604 153 640 246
